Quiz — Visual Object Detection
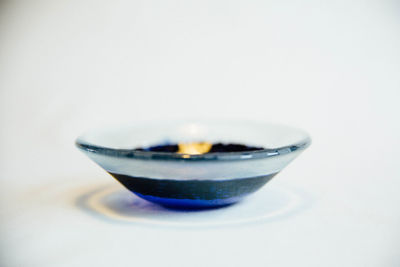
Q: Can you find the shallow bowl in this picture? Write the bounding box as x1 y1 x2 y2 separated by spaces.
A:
76 120 311 209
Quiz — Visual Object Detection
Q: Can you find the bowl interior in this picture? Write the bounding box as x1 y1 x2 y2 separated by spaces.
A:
76 120 310 157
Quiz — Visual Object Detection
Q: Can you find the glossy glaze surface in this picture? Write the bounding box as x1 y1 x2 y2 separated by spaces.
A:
76 121 311 208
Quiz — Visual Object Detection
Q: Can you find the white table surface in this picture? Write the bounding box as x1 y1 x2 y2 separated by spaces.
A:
1 0 399 266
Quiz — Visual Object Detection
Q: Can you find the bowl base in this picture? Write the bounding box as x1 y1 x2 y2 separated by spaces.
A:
108 172 278 209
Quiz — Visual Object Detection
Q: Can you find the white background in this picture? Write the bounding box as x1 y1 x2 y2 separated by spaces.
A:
0 0 399 266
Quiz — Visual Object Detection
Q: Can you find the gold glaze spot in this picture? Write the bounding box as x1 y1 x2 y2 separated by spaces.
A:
177 142 212 155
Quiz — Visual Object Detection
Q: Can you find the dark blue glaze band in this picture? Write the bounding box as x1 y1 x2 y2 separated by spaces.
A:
109 172 278 208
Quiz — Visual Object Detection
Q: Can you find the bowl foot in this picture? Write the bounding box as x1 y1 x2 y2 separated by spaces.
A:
133 192 241 209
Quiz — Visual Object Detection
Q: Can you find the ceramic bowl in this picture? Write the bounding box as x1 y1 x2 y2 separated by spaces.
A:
76 120 311 209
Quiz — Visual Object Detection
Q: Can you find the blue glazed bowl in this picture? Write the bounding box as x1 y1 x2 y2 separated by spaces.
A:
76 120 311 209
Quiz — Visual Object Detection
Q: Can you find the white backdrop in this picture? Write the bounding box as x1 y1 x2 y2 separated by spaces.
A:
1 0 399 266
